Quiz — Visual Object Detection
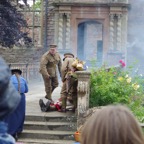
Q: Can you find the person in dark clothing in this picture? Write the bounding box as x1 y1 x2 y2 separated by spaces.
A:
4 69 28 140
0 57 21 144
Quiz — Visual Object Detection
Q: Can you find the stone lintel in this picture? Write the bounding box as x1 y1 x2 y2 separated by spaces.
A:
59 6 71 11
110 6 122 12
110 6 128 13
53 2 130 8
58 6 71 14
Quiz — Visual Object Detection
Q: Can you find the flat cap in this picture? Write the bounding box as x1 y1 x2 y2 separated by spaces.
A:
64 53 74 58
49 44 57 48
63 53 74 61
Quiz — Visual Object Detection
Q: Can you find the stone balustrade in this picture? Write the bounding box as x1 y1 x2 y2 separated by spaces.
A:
75 71 91 128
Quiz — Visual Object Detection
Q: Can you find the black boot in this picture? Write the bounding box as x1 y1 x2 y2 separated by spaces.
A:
45 100 51 111
44 96 54 104
39 99 47 112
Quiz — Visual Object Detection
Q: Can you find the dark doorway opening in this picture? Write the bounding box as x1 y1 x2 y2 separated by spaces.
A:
77 21 103 67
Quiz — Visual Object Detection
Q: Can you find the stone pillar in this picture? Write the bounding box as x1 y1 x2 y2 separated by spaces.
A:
75 71 91 128
109 13 115 51
58 13 64 49
121 8 128 64
65 13 71 50
116 13 122 51
54 8 59 44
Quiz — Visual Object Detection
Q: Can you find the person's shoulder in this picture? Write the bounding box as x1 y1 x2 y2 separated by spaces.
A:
55 52 61 59
10 74 16 79
63 58 74 64
66 57 75 61
20 76 27 82
40 51 51 61
42 51 49 57
55 51 61 56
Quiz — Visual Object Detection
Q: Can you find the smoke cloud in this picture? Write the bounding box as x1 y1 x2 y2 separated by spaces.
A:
127 0 144 74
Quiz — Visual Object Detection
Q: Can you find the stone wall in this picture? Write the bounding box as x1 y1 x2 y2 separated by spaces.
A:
47 0 56 45
56 0 128 3
0 47 44 63
1 0 142 70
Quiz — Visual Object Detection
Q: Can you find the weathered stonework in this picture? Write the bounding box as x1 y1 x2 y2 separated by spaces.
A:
0 0 144 72
52 0 129 67
0 47 44 63
75 71 91 128
57 0 128 3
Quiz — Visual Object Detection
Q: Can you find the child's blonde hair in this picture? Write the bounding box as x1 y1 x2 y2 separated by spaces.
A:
81 105 144 144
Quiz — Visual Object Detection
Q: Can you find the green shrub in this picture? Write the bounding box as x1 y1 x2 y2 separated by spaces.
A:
89 65 144 122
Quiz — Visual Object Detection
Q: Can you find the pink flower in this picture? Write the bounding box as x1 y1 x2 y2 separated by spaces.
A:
121 62 126 67
119 60 126 67
119 60 123 63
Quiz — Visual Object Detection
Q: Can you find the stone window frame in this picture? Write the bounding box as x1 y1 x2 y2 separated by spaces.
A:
18 0 44 48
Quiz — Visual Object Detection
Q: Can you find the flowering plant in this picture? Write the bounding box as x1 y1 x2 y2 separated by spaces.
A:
90 64 144 122
119 59 126 67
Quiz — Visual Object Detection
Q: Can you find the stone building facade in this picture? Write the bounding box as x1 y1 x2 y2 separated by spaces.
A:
51 0 129 67
1 0 144 73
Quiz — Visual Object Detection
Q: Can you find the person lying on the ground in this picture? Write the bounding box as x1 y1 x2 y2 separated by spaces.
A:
39 98 75 112
39 53 85 113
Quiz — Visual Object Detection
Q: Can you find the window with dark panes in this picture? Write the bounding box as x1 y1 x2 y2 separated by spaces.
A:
19 0 43 47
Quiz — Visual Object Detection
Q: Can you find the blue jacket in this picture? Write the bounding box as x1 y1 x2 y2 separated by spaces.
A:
0 122 15 144
10 74 28 94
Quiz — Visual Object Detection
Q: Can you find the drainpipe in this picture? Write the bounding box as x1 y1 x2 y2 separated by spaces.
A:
44 0 48 51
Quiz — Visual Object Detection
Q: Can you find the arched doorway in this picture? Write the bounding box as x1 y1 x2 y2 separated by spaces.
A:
77 21 103 67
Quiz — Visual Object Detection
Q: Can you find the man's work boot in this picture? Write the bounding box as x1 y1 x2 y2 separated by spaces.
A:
45 94 54 103
39 99 47 112
45 100 51 111
45 96 54 104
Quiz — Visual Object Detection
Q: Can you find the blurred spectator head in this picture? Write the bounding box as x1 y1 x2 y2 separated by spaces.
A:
81 105 144 144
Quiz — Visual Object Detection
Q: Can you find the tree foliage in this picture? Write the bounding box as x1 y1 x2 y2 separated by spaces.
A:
33 0 41 10
0 0 32 48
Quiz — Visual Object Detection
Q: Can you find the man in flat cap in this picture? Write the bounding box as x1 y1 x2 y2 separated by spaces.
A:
39 44 62 102
59 52 78 112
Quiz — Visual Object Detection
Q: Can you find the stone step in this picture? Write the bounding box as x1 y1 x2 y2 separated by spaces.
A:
24 121 76 131
19 129 75 140
25 115 77 122
18 138 75 144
